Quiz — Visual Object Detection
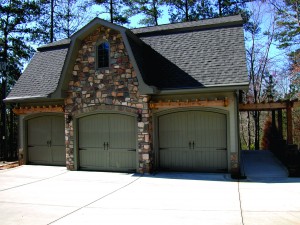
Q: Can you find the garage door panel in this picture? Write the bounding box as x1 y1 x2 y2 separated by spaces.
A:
51 146 66 165
28 146 51 164
194 150 227 171
109 115 135 149
79 115 109 148
79 114 136 172
80 148 109 169
51 116 65 146
160 149 191 170
109 151 135 170
27 116 65 166
194 112 226 148
159 112 189 148
28 117 51 146
159 110 227 172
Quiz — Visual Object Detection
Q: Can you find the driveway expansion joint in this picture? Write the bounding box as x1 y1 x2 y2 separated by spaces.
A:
238 180 245 225
0 171 69 192
47 174 143 225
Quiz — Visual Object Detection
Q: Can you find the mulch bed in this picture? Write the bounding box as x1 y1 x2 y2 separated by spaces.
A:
0 161 20 170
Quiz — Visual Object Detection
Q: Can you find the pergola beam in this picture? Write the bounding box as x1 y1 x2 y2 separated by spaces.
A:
150 98 229 109
239 100 299 145
13 105 64 115
239 102 287 111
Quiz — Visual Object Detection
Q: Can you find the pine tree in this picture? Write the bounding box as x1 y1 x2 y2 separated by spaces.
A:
124 0 164 26
35 0 94 44
94 0 129 24
0 0 41 160
165 0 199 22
195 0 215 19
215 0 247 17
270 0 300 97
272 0 300 49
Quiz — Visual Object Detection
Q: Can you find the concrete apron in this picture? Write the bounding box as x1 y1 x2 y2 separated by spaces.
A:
0 165 300 225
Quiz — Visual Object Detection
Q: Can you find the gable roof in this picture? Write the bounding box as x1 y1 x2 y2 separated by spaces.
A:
6 15 248 102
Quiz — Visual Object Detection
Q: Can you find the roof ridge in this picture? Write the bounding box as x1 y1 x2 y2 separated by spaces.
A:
38 38 71 51
131 14 243 35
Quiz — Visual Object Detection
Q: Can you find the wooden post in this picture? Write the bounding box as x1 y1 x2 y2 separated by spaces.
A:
287 102 293 144
272 110 276 129
277 109 283 139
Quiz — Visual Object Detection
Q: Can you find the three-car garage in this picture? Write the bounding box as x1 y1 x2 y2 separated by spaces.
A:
26 109 228 173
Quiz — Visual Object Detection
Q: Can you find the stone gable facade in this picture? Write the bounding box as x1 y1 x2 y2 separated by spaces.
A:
64 26 153 173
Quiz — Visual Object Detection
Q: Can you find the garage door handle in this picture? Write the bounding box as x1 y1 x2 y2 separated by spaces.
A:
28 145 34 147
103 142 109 150
216 148 227 151
159 148 168 150
128 149 136 152
79 148 87 150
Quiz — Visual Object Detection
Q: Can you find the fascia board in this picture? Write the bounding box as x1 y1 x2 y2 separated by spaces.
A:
156 83 249 95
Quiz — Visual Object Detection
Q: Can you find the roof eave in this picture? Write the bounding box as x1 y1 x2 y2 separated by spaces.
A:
4 95 52 103
157 82 249 95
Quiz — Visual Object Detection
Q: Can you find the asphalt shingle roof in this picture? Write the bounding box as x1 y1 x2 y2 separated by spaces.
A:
7 15 248 101
133 25 248 89
7 46 69 100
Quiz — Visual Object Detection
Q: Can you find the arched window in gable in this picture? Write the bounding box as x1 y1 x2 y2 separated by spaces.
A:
97 42 109 68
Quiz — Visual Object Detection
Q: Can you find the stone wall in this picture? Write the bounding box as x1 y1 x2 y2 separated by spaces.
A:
64 26 152 173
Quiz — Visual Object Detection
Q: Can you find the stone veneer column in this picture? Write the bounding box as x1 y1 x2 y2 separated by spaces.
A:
64 26 153 173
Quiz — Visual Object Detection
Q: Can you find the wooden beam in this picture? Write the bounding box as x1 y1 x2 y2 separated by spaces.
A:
149 98 229 109
239 102 287 111
294 101 300 108
13 105 64 115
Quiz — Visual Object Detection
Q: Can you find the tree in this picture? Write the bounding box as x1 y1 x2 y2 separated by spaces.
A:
94 0 129 24
242 2 277 149
269 0 300 96
287 49 300 98
124 0 164 26
0 0 41 160
215 0 249 17
165 0 199 22
35 0 94 44
195 0 216 19
270 0 300 49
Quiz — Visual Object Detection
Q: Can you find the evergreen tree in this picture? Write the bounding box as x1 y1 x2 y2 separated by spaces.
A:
165 0 199 22
0 0 41 160
272 0 300 49
270 0 300 97
124 0 164 26
94 0 129 24
215 0 247 17
195 0 216 19
35 0 94 44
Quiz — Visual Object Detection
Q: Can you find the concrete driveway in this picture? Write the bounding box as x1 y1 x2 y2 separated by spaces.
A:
1 166 300 225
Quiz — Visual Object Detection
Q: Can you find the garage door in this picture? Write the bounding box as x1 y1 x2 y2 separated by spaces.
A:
159 111 227 172
27 115 65 166
78 114 136 172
